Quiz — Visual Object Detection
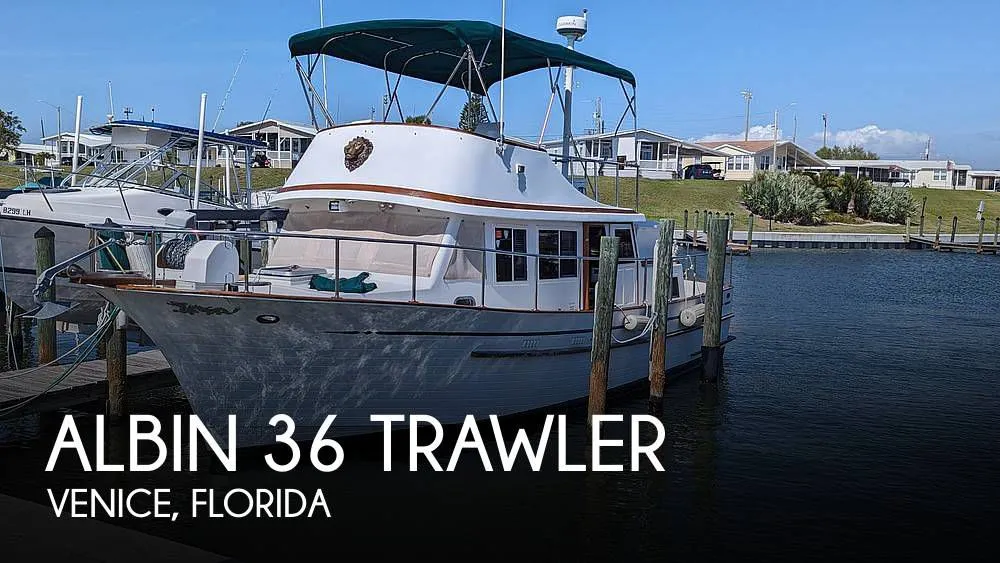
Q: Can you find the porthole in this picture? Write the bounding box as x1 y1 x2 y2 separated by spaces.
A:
256 314 280 324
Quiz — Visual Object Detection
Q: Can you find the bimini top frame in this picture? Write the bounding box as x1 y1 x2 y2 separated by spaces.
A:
288 19 635 127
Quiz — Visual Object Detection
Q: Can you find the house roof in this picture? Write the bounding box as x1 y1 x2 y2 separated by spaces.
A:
40 132 111 147
12 143 52 155
225 119 319 138
696 140 781 153
824 159 972 171
697 139 828 167
541 128 728 156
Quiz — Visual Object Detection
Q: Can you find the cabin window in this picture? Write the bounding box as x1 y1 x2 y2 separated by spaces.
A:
613 228 635 259
495 227 527 282
933 169 947 181
538 230 578 280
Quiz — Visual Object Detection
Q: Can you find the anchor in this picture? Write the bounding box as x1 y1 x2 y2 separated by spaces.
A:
25 239 118 320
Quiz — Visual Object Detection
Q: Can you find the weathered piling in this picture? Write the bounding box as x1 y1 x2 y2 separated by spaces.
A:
34 227 56 365
693 210 700 241
918 196 927 236
701 217 728 386
995 217 1000 247
105 311 127 422
977 217 986 253
648 220 675 413
904 215 911 241
682 210 689 241
747 213 755 250
950 216 958 243
5 298 24 367
703 209 709 232
727 213 735 242
588 236 620 426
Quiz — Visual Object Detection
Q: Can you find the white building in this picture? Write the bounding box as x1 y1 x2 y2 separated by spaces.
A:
541 128 729 179
2 143 53 165
223 119 318 168
696 140 829 181
823 159 973 189
969 170 1000 191
39 131 116 165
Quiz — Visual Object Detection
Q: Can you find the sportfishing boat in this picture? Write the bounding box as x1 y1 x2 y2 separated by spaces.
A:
80 19 734 445
0 120 267 325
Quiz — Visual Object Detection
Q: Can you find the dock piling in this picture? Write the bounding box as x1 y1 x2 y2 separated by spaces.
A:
950 216 958 243
977 217 986 253
918 196 927 236
904 215 911 242
747 214 755 250
105 311 128 423
934 216 942 246
693 210 700 242
701 217 728 386
34 227 56 365
994 217 1000 247
682 210 689 241
588 236 620 426
648 219 675 413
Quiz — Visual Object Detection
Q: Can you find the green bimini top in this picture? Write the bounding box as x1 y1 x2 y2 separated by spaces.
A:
288 19 635 95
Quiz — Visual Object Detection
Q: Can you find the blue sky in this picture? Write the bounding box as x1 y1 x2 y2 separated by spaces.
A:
4 0 999 167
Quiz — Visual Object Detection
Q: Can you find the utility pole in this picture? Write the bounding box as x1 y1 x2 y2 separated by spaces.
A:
741 90 753 141
772 108 778 171
38 100 62 163
821 113 828 148
792 113 798 145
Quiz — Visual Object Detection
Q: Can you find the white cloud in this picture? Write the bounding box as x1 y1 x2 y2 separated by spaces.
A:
694 124 781 143
810 124 930 157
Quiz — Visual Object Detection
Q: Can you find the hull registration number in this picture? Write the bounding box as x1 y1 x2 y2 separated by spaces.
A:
1 207 31 216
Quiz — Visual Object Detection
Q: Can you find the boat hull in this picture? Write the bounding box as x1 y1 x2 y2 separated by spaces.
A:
96 287 733 447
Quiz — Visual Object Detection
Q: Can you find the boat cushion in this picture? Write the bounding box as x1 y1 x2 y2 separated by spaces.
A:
309 271 377 294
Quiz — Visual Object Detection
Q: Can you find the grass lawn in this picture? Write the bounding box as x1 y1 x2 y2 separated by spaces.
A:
0 164 292 190
4 162 998 234
593 177 1000 234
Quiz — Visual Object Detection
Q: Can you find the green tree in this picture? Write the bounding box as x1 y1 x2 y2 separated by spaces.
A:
236 120 256 127
815 144 879 160
0 109 26 155
458 94 489 132
404 115 431 124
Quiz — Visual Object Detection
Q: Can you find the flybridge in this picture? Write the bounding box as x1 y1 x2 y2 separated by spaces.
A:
286 16 642 206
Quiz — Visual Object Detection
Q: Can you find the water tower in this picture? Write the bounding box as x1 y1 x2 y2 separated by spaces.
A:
557 10 588 179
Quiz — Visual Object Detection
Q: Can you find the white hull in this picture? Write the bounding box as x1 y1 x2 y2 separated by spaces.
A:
98 286 733 447
0 188 231 325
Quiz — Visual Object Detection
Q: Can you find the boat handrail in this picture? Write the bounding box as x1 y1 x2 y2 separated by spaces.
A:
83 221 685 264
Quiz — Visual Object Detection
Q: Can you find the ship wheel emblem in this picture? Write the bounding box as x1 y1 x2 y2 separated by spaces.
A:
344 136 374 171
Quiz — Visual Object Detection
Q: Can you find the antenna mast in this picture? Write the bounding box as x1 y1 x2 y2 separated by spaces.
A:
212 49 247 132
107 81 115 121
499 0 506 147
320 0 329 113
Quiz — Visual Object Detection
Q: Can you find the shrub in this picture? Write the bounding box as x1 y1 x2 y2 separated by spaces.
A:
865 187 918 224
739 171 827 225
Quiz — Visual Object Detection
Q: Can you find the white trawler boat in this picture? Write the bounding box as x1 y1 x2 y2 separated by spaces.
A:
0 120 268 325
80 19 734 445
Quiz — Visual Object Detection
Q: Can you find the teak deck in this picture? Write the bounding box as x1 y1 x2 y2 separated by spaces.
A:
0 350 175 418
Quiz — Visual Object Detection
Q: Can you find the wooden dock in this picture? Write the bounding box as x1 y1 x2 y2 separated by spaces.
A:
907 235 1000 254
679 233 751 255
0 350 175 418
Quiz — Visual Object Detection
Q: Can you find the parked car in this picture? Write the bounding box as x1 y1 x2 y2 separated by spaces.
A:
683 164 721 180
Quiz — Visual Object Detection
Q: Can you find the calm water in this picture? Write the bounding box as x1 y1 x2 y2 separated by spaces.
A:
1 250 997 562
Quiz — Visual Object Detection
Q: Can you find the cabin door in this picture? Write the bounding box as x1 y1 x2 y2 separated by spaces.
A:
582 223 606 310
